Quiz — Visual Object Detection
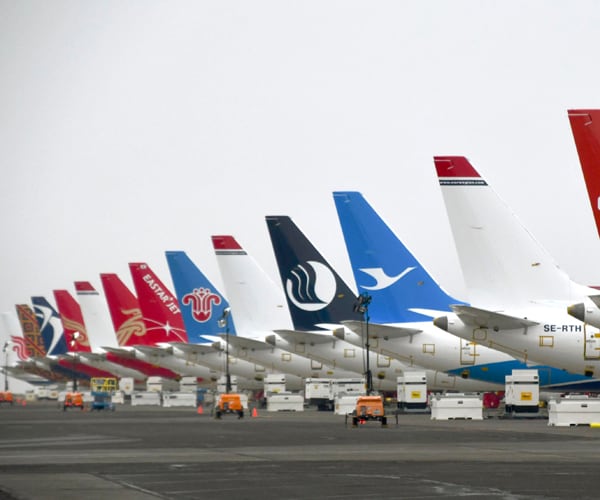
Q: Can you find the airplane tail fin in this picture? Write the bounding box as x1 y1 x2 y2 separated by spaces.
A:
165 250 235 343
434 156 581 308
212 235 293 336
100 273 149 347
1 312 30 365
31 296 68 356
129 262 189 343
53 290 91 352
568 109 600 238
265 215 362 330
15 304 46 358
74 281 120 350
333 191 465 323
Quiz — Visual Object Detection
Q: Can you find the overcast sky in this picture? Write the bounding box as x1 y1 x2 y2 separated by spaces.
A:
2 1 600 322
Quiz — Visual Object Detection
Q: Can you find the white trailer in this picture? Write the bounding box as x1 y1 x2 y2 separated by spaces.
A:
146 376 179 393
264 374 286 396
505 369 539 415
217 375 238 393
119 377 135 396
304 378 334 410
179 376 198 393
397 371 428 410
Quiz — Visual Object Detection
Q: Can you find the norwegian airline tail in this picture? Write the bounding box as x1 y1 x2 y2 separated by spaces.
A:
568 109 600 238
129 263 189 343
31 296 67 356
333 191 466 323
212 236 292 336
53 290 91 352
100 273 150 347
265 215 362 330
15 304 46 358
434 156 588 309
166 250 235 343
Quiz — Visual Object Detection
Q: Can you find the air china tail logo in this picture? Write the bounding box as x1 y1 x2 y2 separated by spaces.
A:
182 288 222 322
285 261 336 312
359 267 416 290
10 336 29 361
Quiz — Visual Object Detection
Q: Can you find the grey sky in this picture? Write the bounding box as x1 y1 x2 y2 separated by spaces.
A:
2 1 600 320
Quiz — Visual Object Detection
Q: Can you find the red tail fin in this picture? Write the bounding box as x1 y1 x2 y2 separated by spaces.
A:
101 273 150 347
53 290 91 352
129 263 189 343
568 109 600 238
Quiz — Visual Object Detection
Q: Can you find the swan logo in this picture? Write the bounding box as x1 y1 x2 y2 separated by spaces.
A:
285 261 337 311
358 267 416 290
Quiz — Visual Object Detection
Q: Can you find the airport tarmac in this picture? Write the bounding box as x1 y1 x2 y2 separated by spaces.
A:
1 401 600 499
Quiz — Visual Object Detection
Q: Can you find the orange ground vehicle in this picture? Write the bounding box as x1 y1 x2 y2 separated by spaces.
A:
63 392 84 411
0 391 13 405
350 395 388 427
215 393 244 419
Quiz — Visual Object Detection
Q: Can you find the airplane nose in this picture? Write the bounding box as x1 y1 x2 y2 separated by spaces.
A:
433 316 448 331
567 303 585 322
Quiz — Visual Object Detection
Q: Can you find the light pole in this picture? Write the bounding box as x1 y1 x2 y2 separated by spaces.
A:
353 292 372 395
2 342 9 392
70 332 81 392
217 308 232 393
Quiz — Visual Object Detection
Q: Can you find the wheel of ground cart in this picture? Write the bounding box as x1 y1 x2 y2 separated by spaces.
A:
352 416 358 427
238 410 244 419
381 416 388 427
215 410 222 419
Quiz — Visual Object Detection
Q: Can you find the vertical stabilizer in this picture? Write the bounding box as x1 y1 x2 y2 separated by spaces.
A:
212 236 292 336
53 290 91 352
333 191 466 322
265 215 362 330
74 282 119 349
434 156 577 308
31 297 67 355
15 304 46 358
166 250 235 343
129 263 189 343
100 273 149 347
1 312 30 364
568 109 600 238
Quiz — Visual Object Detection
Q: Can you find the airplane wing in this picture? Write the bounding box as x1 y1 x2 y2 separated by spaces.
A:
341 320 422 339
272 329 336 345
451 305 539 330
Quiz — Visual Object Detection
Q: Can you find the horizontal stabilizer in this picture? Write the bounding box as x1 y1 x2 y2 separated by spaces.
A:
78 352 106 361
273 329 335 345
221 335 271 351
169 342 215 355
451 305 539 330
101 346 135 358
342 320 422 339
134 345 173 356
588 295 600 308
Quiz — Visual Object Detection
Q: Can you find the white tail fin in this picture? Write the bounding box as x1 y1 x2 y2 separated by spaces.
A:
434 156 588 309
74 281 120 349
212 235 293 338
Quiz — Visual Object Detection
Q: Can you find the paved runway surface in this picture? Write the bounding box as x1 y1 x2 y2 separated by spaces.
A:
1 401 600 499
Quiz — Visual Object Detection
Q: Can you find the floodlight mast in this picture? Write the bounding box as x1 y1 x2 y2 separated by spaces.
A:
218 308 232 393
2 342 9 392
70 332 81 392
353 293 373 395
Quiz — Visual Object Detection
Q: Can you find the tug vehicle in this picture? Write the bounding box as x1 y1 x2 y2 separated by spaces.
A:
63 392 84 411
0 391 13 406
215 393 244 419
349 395 388 427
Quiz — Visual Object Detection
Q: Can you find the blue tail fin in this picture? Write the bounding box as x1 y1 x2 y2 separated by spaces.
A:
165 250 236 343
31 296 68 355
265 215 363 330
333 191 466 323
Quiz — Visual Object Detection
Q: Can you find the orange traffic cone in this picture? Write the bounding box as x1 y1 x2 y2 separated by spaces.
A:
251 407 258 418
197 405 204 415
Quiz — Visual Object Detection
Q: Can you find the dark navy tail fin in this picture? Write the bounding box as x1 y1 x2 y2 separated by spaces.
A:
31 296 68 355
333 191 465 323
266 215 363 330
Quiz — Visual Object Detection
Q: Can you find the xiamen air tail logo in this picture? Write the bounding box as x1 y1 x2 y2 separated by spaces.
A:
182 288 222 322
285 261 337 311
359 267 416 290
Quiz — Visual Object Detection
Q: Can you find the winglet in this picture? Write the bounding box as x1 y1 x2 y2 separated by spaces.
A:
568 109 600 238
